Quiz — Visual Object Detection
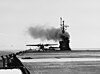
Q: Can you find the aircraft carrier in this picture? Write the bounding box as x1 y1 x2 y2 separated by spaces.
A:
0 17 71 74
1 18 100 74
18 17 71 54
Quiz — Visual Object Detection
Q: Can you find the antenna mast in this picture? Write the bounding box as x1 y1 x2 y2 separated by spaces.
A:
60 17 69 33
62 20 65 33
60 17 65 33
60 17 62 27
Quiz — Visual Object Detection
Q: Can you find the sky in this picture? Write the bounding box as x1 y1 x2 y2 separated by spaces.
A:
0 0 100 50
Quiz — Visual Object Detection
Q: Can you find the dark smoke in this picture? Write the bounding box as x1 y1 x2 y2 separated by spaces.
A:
28 25 69 41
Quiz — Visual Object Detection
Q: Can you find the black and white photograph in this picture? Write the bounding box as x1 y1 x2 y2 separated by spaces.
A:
0 0 100 74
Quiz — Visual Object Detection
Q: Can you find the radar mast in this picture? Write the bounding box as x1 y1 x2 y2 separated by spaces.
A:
60 17 69 34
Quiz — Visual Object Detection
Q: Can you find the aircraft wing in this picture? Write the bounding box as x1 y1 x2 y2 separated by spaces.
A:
26 44 41 46
44 44 58 46
26 44 58 46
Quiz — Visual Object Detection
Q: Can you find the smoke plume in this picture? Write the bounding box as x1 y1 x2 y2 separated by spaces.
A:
28 25 69 41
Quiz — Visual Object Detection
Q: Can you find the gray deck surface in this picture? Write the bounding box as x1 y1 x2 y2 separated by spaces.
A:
20 51 100 74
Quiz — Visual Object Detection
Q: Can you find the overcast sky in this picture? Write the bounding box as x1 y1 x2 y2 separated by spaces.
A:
0 0 100 50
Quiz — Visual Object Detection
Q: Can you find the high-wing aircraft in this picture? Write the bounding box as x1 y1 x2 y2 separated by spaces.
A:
26 43 58 51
